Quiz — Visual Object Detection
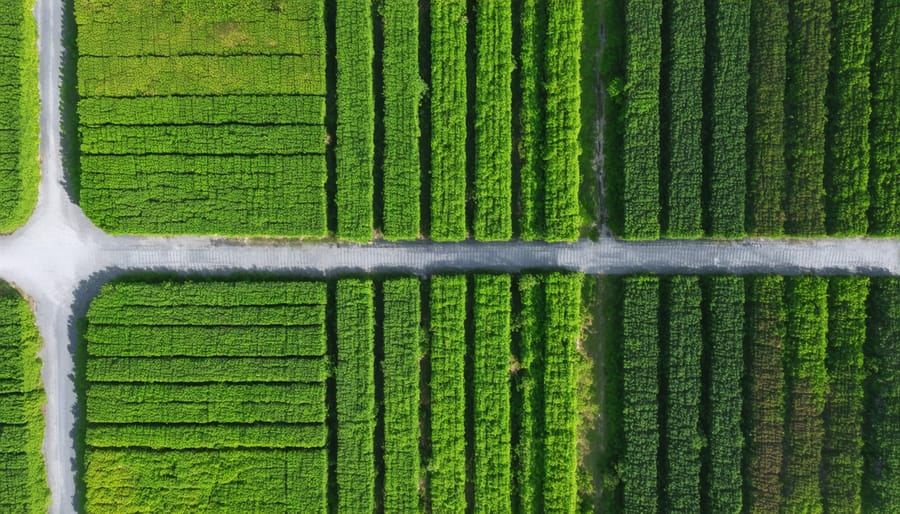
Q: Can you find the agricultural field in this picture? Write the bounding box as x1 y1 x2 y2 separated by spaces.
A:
74 0 587 241
0 0 39 233
598 274 900 512
79 274 586 511
0 283 49 513
604 0 900 238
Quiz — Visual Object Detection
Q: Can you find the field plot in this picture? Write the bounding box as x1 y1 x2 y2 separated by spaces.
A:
602 275 900 512
80 274 586 511
0 283 49 513
75 0 328 236
605 0 899 238
82 281 330 512
0 0 39 233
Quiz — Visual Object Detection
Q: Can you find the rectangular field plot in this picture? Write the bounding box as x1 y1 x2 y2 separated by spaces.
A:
75 0 328 236
82 280 330 513
0 284 48 512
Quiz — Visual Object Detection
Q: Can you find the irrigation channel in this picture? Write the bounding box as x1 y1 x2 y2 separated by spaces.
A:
0 0 896 511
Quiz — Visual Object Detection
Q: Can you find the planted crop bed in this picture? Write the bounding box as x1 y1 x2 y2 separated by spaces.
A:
0 283 48 513
0 0 39 232
606 0 899 237
76 0 329 236
605 275 900 512
80 274 585 511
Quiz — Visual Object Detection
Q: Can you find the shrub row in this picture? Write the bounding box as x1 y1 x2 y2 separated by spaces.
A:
0 284 48 514
472 275 512 511
516 1 544 239
429 1 468 241
868 0 899 235
473 0 513 241
513 275 544 511
381 278 421 511
335 279 376 511
663 276 702 511
662 0 704 238
380 0 423 240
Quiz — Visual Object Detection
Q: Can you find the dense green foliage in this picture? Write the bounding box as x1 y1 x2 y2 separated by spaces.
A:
0 284 48 513
513 275 543 512
76 0 328 237
702 276 743 512
429 1 468 241
868 0 899 235
0 0 39 233
662 276 702 511
621 276 659 512
706 0 749 237
516 1 543 240
380 0 422 240
83 280 329 512
824 0 872 235
381 278 421 511
823 278 868 513
782 277 828 512
662 0 704 238
335 0 375 240
747 0 787 235
863 278 900 511
784 0 830 235
473 1 513 241
622 0 661 239
427 275 468 511
335 280 376 512
472 275 512 512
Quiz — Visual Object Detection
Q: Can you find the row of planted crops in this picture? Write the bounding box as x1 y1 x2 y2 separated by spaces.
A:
74 0 584 241
606 0 899 239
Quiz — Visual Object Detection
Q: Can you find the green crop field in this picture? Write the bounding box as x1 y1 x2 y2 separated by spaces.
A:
599 275 900 512
74 0 588 241
0 283 49 513
0 0 39 233
79 274 586 512
605 0 900 238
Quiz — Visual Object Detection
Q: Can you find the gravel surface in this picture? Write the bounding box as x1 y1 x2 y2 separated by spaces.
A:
0 0 897 512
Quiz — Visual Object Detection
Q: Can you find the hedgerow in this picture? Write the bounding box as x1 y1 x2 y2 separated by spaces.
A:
516 1 544 239
513 275 544 511
0 284 48 514
706 0 749 237
702 276 744 513
662 0 704 238
427 275 468 511
0 0 39 233
745 275 786 513
381 278 421 511
473 1 513 241
824 0 872 235
82 279 330 512
621 276 659 512
429 1 468 241
541 273 582 511
380 0 423 240
823 277 868 513
335 0 375 240
623 0 661 239
782 277 828 512
473 275 512 512
867 0 899 235
784 0 829 235
862 278 900 511
746 0 787 235
663 276 702 511
541 0 582 242
335 279 376 511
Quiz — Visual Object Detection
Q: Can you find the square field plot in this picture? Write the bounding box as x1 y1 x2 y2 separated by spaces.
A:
81 281 329 512
75 0 328 236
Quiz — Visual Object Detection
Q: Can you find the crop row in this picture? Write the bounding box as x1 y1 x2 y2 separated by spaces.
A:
613 275 900 512
0 285 47 514
0 0 39 233
612 0 898 238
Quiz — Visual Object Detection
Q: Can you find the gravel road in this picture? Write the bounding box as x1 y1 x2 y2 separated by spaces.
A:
0 0 896 511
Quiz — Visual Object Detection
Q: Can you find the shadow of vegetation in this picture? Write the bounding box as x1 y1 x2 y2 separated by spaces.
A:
59 0 81 203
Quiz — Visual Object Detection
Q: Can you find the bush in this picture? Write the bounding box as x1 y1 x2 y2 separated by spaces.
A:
516 1 544 239
513 275 544 511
